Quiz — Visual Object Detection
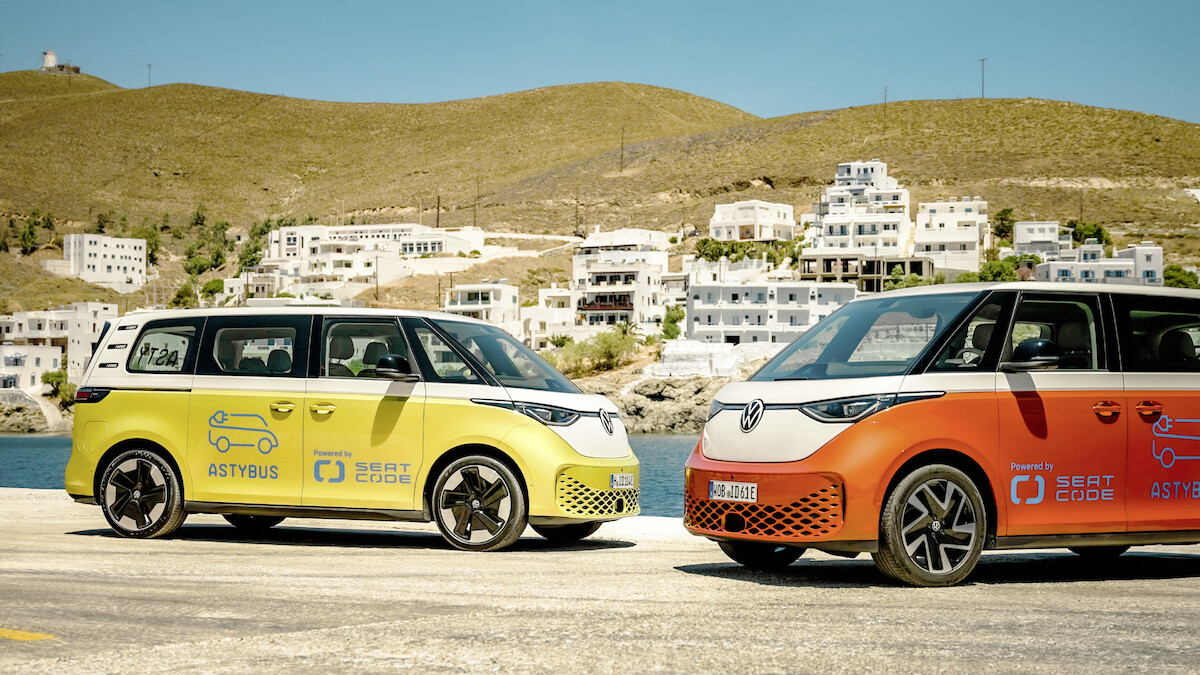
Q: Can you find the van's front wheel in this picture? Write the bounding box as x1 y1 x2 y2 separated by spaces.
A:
99 449 187 538
873 464 986 586
433 455 527 552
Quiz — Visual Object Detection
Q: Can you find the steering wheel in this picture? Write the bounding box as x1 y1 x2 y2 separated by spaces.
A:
956 348 984 365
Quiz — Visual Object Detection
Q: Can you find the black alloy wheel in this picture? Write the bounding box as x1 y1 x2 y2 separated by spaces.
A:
433 455 527 552
99 449 187 538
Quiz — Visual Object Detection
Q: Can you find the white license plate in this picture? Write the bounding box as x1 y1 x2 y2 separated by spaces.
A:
610 473 635 489
709 480 758 503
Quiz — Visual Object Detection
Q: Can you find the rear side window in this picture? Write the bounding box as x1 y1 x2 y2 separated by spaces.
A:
127 318 204 374
1113 294 1200 372
196 315 311 377
1002 294 1105 370
320 319 410 378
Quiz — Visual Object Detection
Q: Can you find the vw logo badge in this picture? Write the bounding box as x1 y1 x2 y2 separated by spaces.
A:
740 399 765 433
599 409 614 436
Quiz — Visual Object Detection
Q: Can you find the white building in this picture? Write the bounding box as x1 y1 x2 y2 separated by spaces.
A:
1013 221 1074 261
570 228 671 333
913 197 990 274
807 160 913 256
0 302 116 379
709 200 796 242
686 279 856 344
41 234 147 292
521 284 578 350
1036 240 1164 286
266 223 486 261
0 344 64 392
442 282 522 337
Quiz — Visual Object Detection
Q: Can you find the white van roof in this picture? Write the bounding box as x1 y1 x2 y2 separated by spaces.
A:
854 282 1200 302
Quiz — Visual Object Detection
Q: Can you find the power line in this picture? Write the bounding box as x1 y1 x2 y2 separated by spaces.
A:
979 58 987 98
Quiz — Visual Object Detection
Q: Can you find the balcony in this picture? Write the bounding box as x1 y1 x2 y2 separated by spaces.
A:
579 301 634 312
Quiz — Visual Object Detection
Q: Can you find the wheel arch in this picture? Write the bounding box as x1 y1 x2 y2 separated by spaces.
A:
421 443 529 515
93 438 185 501
881 449 999 544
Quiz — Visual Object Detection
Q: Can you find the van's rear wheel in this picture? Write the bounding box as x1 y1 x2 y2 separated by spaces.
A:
873 464 986 587
718 540 805 571
433 455 527 552
99 449 187 538
532 521 602 543
223 514 285 532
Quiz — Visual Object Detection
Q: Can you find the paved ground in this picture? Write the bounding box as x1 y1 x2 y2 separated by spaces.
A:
2 487 1199 673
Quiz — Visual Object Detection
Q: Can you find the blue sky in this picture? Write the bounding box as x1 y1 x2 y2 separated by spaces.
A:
3 0 1198 123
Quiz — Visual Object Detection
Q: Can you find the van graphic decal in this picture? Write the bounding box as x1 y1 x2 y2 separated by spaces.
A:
208 410 279 455
1151 415 1200 469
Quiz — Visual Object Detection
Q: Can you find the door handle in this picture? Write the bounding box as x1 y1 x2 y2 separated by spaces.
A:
310 403 337 415
1135 401 1164 417
1092 401 1121 417
269 402 295 413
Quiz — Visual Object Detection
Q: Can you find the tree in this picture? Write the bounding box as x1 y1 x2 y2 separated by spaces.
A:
992 208 1016 242
189 205 207 230
41 369 68 397
18 221 38 254
201 279 226 298
978 260 1018 282
169 281 197 308
88 211 113 235
662 305 685 340
548 334 573 348
1067 220 1112 246
132 221 162 265
1164 264 1200 289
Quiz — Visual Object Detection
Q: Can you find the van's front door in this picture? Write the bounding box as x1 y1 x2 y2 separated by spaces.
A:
997 293 1127 536
302 319 424 511
187 315 309 505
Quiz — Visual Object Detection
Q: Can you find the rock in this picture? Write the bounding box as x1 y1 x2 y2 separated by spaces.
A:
0 402 50 433
578 372 735 434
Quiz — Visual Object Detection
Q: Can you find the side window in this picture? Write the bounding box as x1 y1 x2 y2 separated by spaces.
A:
1113 295 1200 372
1004 295 1105 370
128 319 203 373
196 316 309 377
410 325 483 384
321 319 409 378
930 299 1007 371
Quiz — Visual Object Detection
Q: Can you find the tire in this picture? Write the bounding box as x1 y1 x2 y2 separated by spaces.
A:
1069 545 1130 558
718 540 805 571
873 464 987 587
98 449 187 538
432 455 527 552
531 521 602 543
222 514 285 532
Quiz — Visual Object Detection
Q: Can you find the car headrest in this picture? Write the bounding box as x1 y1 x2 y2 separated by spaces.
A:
970 323 994 350
216 341 237 369
1159 330 1196 361
1057 323 1091 351
362 342 388 366
267 349 292 373
329 335 354 360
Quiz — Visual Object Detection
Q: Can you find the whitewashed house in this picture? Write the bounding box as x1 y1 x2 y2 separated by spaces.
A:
708 200 796 242
41 234 147 293
0 302 116 379
913 197 990 274
1013 221 1074 261
441 282 522 337
1036 240 1164 286
807 160 913 257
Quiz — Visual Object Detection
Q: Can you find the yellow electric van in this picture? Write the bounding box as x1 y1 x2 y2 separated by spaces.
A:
66 308 639 551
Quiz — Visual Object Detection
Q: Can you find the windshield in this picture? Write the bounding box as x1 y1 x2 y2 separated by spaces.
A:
433 319 581 394
751 292 977 381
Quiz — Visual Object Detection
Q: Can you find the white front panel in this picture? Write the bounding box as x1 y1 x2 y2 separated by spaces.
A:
504 389 631 460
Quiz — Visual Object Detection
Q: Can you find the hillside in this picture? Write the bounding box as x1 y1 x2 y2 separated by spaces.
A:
2 70 1200 313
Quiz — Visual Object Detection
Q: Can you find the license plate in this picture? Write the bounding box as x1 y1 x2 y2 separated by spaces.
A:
610 473 635 489
709 480 758 503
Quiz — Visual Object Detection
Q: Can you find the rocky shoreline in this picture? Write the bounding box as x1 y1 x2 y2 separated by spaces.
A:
0 391 72 434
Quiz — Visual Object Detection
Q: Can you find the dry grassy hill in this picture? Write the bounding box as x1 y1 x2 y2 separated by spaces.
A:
3 69 1200 312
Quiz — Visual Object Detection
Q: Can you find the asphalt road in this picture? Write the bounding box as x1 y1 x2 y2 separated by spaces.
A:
2 487 1199 672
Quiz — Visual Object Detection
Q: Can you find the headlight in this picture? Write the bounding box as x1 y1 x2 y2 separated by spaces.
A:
472 399 582 427
708 400 736 420
518 403 581 427
799 392 944 423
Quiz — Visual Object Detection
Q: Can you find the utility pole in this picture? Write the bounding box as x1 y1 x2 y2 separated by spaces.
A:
435 195 440 228
473 175 479 228
619 126 625 173
417 196 423 226
147 63 152 88
883 86 888 132
979 58 987 98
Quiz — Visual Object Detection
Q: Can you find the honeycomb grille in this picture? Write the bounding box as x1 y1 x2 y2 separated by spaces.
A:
685 481 843 540
556 474 640 517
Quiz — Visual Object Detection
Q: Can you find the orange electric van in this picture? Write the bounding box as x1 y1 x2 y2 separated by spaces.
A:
685 282 1200 585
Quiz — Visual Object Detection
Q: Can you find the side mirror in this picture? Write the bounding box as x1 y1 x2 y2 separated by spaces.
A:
376 354 420 382
1001 338 1060 372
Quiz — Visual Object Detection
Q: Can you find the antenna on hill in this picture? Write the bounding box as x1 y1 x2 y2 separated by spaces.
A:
620 126 625 172
979 58 987 98
883 86 888 132
147 63 152 87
